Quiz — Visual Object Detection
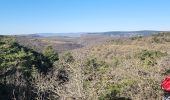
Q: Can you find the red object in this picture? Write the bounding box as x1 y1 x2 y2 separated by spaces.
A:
161 76 170 92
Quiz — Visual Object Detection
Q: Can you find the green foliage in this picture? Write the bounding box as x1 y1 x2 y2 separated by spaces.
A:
84 58 109 75
130 36 143 40
0 36 54 74
83 58 109 90
111 39 124 45
60 52 74 63
153 32 170 37
31 66 39 79
99 79 135 100
112 57 121 67
0 37 28 69
137 50 167 66
152 37 161 43
0 36 57 99
83 80 91 89
162 70 170 75
152 32 170 43
42 46 59 64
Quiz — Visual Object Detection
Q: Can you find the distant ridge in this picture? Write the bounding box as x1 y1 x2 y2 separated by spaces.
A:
17 30 167 38
34 33 82 37
83 30 168 38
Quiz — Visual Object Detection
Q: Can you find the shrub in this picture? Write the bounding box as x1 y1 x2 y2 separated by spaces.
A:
99 79 135 100
60 52 74 63
130 36 143 40
152 32 170 43
111 39 123 45
137 50 168 66
84 58 109 75
152 37 161 43
153 32 170 37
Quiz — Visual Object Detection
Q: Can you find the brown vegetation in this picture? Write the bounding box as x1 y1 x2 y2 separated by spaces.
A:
1 32 170 100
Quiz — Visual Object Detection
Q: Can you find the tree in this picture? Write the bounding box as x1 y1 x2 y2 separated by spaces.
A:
42 46 59 64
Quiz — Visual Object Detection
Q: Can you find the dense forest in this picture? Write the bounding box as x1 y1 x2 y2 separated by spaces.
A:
0 32 170 100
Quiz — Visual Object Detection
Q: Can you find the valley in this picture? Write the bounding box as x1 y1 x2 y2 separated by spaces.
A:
1 32 170 100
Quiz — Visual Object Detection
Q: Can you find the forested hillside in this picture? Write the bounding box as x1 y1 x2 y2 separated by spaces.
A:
0 36 59 99
0 32 170 100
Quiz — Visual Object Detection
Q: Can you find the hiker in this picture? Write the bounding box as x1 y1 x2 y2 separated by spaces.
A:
161 76 170 100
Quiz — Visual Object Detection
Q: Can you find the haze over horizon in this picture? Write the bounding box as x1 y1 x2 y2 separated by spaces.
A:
0 0 170 35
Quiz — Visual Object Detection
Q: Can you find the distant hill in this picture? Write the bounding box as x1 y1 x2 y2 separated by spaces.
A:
16 30 167 38
85 30 166 37
21 33 83 38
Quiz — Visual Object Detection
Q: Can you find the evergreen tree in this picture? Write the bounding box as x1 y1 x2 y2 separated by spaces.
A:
42 46 59 64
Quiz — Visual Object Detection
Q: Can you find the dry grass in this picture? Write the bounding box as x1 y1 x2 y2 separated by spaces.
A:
69 33 170 100
11 33 170 100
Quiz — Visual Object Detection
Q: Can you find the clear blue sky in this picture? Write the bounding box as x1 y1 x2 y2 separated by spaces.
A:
0 0 170 35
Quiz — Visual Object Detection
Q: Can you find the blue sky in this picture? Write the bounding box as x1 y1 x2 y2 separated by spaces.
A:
0 0 170 34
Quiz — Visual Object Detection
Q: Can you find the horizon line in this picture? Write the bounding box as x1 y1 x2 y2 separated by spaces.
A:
1 30 170 35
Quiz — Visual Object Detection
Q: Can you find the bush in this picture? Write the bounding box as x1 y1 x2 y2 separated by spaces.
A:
153 32 170 37
99 79 135 100
130 36 143 40
137 50 168 66
111 39 124 45
152 37 161 43
84 58 109 75
60 52 74 63
152 32 170 43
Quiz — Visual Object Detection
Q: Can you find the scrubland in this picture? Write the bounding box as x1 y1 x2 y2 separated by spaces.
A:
0 32 170 100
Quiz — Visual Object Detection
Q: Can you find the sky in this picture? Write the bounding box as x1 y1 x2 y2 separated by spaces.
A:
0 0 170 35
